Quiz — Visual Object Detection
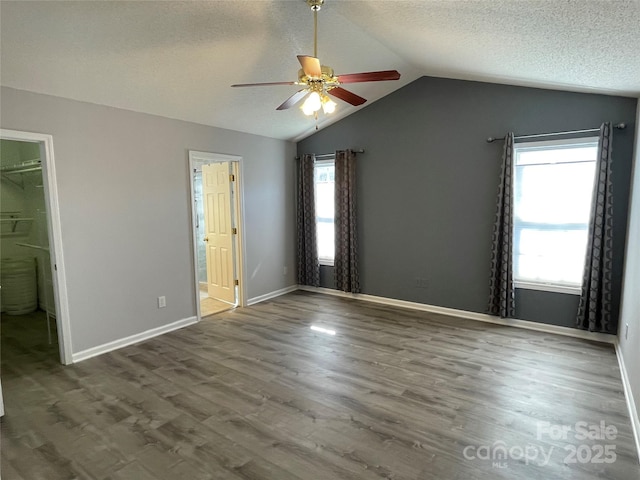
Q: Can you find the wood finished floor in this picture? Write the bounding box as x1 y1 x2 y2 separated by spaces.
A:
1 292 639 479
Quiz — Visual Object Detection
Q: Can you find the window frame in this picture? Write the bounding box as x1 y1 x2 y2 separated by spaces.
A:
313 158 335 266
512 136 599 295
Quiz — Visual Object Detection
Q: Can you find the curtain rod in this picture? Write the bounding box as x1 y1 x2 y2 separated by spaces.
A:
486 123 626 143
295 149 365 160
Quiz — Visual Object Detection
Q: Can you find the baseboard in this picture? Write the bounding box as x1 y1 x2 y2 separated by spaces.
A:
71 316 198 363
247 285 299 306
297 285 616 345
615 340 640 463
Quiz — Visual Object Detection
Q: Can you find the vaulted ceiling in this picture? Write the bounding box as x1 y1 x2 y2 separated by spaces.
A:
1 1 639 142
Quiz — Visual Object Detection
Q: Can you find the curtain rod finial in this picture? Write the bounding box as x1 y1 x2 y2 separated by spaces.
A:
615 122 626 129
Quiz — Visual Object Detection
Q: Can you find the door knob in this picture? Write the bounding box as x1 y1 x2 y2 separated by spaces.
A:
204 237 208 242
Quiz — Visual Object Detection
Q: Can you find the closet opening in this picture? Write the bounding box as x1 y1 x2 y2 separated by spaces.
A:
0 130 72 367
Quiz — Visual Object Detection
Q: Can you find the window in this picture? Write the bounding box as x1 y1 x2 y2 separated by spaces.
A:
314 160 335 265
513 137 599 293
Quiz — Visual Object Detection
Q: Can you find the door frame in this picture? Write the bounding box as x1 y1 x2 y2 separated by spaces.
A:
0 129 73 365
188 151 247 320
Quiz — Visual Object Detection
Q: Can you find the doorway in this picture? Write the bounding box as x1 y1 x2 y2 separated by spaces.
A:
0 129 72 366
189 151 246 320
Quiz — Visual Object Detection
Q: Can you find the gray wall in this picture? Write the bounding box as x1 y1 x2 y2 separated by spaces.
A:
1 87 297 354
298 76 637 329
618 101 640 439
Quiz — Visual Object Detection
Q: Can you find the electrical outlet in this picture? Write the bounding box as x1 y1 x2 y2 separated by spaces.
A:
158 296 166 308
415 277 428 288
283 266 288 276
625 323 629 340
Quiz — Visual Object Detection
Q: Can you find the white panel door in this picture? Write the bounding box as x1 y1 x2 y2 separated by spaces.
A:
202 163 235 304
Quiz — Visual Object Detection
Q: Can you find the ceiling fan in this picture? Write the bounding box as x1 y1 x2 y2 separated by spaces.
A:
231 0 401 117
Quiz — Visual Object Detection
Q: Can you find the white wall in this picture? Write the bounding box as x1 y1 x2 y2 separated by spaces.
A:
618 100 640 457
0 86 297 354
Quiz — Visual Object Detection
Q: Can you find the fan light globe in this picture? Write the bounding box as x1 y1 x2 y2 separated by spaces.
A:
301 91 322 115
301 99 315 116
322 96 337 114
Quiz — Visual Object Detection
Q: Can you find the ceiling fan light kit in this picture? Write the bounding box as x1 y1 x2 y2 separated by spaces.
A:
231 0 400 120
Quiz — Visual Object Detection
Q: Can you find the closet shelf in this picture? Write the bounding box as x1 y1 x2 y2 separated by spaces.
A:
0 159 41 171
1 160 42 189
16 242 49 252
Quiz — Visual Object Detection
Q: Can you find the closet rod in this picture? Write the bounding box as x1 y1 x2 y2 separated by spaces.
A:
486 123 626 143
295 149 365 160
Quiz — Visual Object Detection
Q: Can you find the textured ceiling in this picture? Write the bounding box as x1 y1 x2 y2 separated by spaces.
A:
1 1 639 142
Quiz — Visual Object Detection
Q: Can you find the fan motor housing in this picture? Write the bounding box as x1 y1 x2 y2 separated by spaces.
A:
298 65 338 90
307 0 324 11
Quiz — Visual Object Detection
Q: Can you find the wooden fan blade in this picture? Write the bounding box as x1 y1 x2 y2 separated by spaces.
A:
231 81 296 87
328 87 367 106
297 55 322 78
337 70 401 84
277 89 309 110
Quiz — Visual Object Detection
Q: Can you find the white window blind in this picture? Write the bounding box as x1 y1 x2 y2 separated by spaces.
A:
513 137 599 292
314 160 335 265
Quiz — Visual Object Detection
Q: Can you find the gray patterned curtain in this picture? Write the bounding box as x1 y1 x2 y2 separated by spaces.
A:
297 154 319 286
488 133 515 318
576 123 614 333
334 150 360 293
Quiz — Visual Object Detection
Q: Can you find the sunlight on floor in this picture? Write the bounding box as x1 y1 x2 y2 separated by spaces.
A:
200 296 233 317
